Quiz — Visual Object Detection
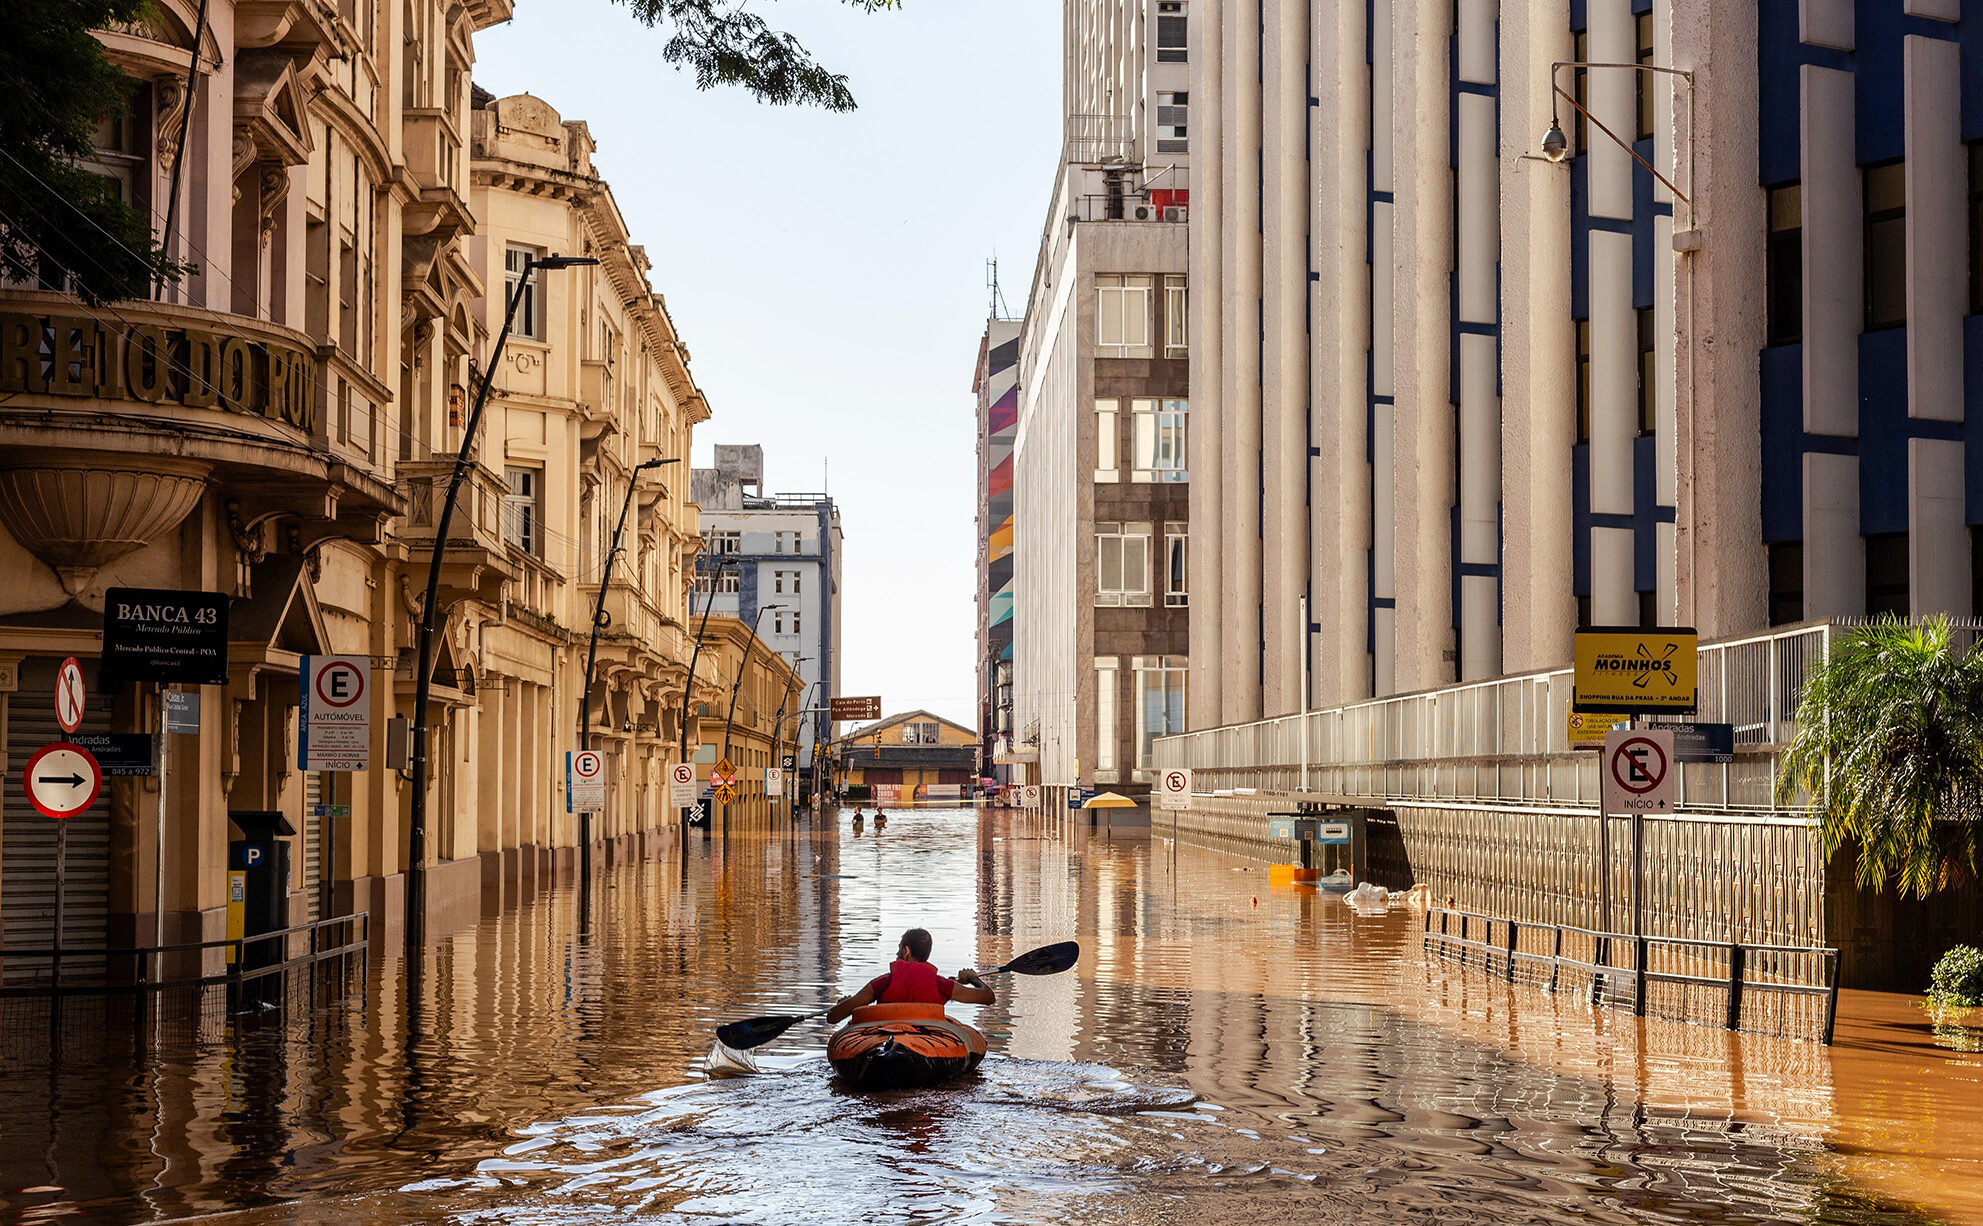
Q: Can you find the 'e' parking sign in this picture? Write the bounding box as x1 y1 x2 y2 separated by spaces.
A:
299 655 372 771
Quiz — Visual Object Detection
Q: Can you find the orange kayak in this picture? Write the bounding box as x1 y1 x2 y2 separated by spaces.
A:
826 1002 986 1090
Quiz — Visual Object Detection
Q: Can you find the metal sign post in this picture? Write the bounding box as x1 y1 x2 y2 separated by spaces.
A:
154 685 167 985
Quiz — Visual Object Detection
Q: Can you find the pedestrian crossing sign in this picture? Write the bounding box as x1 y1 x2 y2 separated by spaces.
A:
715 782 738 804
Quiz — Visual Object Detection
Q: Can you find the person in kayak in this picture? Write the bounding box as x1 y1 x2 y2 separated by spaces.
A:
825 928 994 1021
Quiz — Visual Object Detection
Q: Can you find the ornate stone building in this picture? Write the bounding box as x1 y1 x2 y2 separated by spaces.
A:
0 2 714 970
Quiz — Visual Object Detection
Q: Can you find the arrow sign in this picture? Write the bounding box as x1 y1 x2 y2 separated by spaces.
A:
24 742 102 819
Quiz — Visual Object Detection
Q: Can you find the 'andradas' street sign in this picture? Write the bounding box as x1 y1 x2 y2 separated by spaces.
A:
103 588 229 686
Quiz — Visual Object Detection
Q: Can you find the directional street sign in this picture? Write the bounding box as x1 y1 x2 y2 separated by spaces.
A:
162 689 200 733
1158 767 1193 811
1602 728 1675 816
299 655 371 771
24 742 102 819
828 696 882 722
568 749 606 813
668 762 698 807
54 656 85 734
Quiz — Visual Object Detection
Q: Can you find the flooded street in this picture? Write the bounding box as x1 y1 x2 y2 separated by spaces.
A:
3 807 1978 1225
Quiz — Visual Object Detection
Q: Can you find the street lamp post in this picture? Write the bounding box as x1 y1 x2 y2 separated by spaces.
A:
676 553 733 828
408 252 594 954
577 455 680 881
721 602 783 827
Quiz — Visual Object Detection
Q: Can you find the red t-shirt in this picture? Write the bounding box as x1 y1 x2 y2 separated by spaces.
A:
867 958 955 1004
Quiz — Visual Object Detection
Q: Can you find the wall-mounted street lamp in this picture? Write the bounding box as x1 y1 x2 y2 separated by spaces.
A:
1539 60 1693 204
577 454 681 884
408 251 595 955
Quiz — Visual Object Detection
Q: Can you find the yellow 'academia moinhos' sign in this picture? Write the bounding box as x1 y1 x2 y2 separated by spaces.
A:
1573 626 1698 714
0 311 315 433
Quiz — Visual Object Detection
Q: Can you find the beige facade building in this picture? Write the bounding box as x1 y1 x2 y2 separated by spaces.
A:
0 3 715 975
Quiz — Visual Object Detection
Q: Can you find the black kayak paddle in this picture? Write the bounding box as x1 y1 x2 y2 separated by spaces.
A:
713 941 1081 1052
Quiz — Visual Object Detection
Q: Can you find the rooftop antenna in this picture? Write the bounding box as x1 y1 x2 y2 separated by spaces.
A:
986 257 1013 321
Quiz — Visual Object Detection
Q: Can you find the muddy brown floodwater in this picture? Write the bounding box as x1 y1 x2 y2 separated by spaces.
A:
3 807 1980 1225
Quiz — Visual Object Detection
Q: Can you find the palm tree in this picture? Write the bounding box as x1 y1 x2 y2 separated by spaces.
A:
1778 616 1983 898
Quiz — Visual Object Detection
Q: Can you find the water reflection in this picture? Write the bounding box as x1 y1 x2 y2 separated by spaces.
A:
0 809 1970 1225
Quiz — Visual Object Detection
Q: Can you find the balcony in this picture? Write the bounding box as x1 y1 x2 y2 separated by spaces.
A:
579 360 618 441
1066 114 1136 165
0 292 402 591
394 460 518 606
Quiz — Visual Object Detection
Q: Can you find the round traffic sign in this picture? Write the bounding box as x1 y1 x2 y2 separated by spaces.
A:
1609 735 1669 795
54 657 85 734
314 659 366 707
573 750 604 779
1163 769 1189 793
671 763 695 786
24 742 102 819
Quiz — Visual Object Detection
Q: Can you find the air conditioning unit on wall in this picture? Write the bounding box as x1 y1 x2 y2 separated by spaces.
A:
1162 205 1187 222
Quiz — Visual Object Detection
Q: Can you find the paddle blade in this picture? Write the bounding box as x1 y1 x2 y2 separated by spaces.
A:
715 1013 807 1051
997 941 1081 976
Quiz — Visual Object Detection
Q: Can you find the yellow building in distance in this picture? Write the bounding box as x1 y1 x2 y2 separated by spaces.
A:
831 711 980 807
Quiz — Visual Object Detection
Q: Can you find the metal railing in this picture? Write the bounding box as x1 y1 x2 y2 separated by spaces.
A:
0 912 369 999
1155 619 1966 812
1421 906 1841 1043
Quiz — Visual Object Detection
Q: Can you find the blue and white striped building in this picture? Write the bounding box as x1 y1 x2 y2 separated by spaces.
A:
1188 0 1981 722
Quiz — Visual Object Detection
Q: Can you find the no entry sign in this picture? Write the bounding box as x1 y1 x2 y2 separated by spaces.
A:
54 657 85 734
1602 728 1675 816
24 742 102 819
299 655 371 771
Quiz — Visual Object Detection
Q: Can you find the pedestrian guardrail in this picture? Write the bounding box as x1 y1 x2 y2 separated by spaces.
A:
0 911 369 1003
1421 906 1841 1044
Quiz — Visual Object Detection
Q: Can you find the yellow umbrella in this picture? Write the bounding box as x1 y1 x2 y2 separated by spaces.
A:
1082 791 1139 809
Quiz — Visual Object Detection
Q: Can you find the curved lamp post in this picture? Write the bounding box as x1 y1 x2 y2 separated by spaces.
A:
577 455 680 882
720 602 783 826
676 552 733 827
408 252 594 954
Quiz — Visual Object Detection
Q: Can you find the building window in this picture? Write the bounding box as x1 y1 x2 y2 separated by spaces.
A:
1165 275 1188 355
1571 28 1589 155
1971 146 1983 315
773 570 786 594
1575 317 1591 445
900 719 938 744
1156 91 1188 155
1165 525 1188 607
503 467 542 556
1095 399 1120 482
792 609 803 636
773 610 786 635
85 83 152 210
1132 655 1187 777
1157 2 1186 62
1768 541 1804 626
1635 11 1655 143
1095 657 1119 781
1097 523 1151 606
1097 275 1154 357
1131 398 1188 482
1865 160 1907 331
694 569 739 596
709 529 741 555
1637 306 1657 436
505 245 545 340
771 530 801 554
1866 531 1909 617
1638 588 1658 629
1767 183 1803 345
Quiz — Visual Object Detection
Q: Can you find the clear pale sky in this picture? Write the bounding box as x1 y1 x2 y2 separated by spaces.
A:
475 1 1057 733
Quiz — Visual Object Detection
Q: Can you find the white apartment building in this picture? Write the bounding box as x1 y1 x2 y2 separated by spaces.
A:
1188 0 1979 725
1013 0 1193 807
690 446 843 782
